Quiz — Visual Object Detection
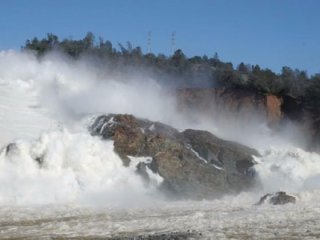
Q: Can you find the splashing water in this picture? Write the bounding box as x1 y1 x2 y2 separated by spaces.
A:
0 127 163 206
0 50 320 238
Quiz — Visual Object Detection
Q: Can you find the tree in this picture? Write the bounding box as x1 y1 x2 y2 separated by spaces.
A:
171 49 187 70
83 32 95 50
210 52 220 67
213 52 219 61
305 75 320 118
237 62 249 73
21 32 314 97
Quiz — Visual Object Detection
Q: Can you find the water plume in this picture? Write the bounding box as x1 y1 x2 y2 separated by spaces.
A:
0 49 319 206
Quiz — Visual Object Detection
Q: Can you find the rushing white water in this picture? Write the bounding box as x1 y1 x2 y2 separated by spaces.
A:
255 147 320 193
0 129 163 206
0 50 320 238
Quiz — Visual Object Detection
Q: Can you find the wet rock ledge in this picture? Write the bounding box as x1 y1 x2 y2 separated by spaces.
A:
90 114 260 199
256 191 297 205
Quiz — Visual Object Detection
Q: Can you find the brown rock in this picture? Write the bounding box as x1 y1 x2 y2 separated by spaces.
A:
177 88 283 127
90 114 260 199
266 95 283 127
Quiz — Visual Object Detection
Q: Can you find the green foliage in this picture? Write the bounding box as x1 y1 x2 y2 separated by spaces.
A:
22 32 317 97
305 75 320 118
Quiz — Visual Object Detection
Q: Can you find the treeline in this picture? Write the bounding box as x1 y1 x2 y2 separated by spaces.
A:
22 32 320 119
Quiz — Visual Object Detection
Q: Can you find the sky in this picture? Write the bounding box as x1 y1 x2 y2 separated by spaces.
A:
0 0 320 74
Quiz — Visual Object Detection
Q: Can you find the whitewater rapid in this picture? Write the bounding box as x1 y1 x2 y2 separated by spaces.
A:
0 129 163 206
0 50 320 238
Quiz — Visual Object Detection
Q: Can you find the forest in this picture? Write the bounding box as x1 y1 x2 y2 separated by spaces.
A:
22 32 320 122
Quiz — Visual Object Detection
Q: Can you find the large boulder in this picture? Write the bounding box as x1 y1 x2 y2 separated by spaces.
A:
90 114 260 199
181 129 258 192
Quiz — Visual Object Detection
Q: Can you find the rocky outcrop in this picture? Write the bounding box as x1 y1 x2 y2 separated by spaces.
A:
90 114 260 199
256 191 296 205
177 88 283 127
266 95 283 127
177 88 320 152
281 94 304 122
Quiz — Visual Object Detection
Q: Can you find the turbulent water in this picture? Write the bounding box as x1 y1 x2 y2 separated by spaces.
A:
0 50 320 239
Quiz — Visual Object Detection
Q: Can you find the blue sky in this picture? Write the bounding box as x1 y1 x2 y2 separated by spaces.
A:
0 0 320 74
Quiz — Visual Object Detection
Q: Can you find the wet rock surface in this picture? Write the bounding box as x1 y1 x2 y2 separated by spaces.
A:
108 230 201 240
90 114 260 199
256 191 297 205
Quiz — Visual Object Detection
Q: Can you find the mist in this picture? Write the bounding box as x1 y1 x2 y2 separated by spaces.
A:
0 51 178 125
0 49 305 149
0 49 319 206
0 50 185 206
